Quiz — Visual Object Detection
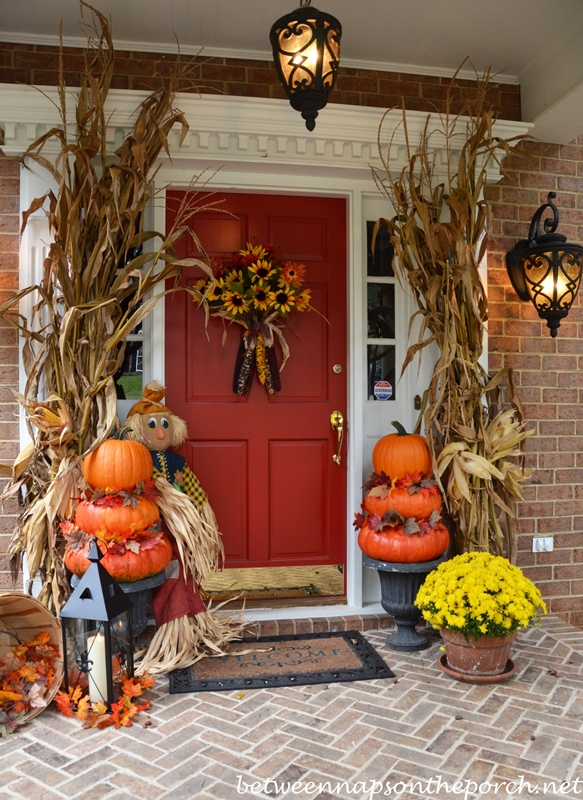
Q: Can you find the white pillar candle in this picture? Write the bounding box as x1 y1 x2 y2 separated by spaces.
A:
87 631 108 704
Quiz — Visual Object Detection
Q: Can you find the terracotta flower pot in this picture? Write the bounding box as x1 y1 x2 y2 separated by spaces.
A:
440 629 517 676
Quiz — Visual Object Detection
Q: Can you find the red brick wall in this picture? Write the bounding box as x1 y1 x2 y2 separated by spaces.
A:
0 149 20 588
0 43 521 120
485 138 583 627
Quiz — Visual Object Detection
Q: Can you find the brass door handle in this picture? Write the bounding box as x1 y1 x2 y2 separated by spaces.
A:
330 410 344 465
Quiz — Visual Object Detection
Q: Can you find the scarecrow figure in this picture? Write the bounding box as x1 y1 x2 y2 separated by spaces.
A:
123 381 244 673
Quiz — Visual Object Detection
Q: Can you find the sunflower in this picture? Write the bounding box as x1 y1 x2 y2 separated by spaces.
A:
240 243 268 260
223 291 248 316
248 259 276 285
280 261 305 288
271 288 295 314
224 269 244 285
207 279 225 301
191 277 207 304
294 289 311 311
252 285 271 311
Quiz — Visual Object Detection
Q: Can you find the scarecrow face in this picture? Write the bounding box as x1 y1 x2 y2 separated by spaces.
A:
142 412 174 450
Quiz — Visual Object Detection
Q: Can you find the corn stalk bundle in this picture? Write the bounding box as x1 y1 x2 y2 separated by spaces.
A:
0 3 215 612
372 70 531 559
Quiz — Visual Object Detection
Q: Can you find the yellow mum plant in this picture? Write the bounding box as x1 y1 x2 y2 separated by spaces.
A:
415 552 547 640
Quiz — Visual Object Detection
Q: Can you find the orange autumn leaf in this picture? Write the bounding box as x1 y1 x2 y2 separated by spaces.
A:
70 686 84 705
0 689 22 703
54 690 76 718
29 632 51 646
18 665 40 682
84 711 112 729
4 671 25 683
92 699 107 715
121 678 144 698
109 696 140 728
76 695 92 721
138 674 155 690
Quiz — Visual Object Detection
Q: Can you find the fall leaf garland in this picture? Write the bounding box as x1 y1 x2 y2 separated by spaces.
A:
61 480 164 556
363 470 440 497
354 506 442 537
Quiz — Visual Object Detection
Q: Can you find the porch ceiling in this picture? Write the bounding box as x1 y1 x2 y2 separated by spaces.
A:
2 0 583 144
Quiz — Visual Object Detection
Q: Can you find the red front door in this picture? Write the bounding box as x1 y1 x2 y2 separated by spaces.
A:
165 192 347 568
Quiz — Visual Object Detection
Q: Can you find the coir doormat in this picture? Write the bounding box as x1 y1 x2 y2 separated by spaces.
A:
168 630 395 694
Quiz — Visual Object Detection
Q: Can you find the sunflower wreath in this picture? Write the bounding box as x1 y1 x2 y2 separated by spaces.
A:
194 243 312 395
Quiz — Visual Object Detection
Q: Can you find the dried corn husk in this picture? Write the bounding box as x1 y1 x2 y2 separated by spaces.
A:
373 66 531 559
136 604 251 675
154 477 224 585
0 4 220 612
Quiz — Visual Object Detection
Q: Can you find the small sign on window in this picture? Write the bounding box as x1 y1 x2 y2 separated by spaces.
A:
373 380 393 401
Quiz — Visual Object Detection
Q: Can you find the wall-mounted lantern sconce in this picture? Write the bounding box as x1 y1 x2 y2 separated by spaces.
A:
269 0 342 131
505 192 583 337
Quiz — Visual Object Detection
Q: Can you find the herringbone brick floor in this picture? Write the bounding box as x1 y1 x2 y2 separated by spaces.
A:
1 616 582 800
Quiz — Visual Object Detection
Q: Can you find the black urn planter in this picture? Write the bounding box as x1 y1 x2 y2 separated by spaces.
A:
363 554 448 651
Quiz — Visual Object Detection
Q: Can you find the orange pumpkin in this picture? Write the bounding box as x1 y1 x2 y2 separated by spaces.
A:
64 535 173 583
364 486 442 519
75 497 160 538
358 520 449 563
372 422 433 480
83 439 153 492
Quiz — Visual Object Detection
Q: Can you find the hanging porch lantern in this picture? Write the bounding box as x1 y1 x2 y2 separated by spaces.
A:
506 192 583 337
269 0 342 131
60 540 134 710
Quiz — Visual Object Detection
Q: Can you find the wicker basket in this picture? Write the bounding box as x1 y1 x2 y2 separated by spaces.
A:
0 592 64 723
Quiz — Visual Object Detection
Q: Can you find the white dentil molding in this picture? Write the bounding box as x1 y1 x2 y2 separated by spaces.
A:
0 84 531 178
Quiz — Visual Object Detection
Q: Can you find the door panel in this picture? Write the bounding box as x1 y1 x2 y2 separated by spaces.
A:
269 216 327 261
268 439 328 559
166 191 346 568
186 440 249 561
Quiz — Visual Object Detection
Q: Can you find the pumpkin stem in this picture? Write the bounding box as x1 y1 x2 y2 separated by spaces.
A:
391 421 409 436
112 425 133 440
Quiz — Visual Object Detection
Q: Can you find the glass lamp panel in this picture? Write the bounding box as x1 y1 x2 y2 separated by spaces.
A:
321 21 340 86
62 611 132 709
558 249 583 307
275 22 317 89
62 618 107 703
524 252 554 311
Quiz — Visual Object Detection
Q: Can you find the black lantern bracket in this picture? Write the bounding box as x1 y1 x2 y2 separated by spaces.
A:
270 0 342 131
505 192 583 337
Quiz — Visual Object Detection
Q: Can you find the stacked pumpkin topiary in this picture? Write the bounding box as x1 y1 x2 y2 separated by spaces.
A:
62 438 173 583
355 422 450 563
